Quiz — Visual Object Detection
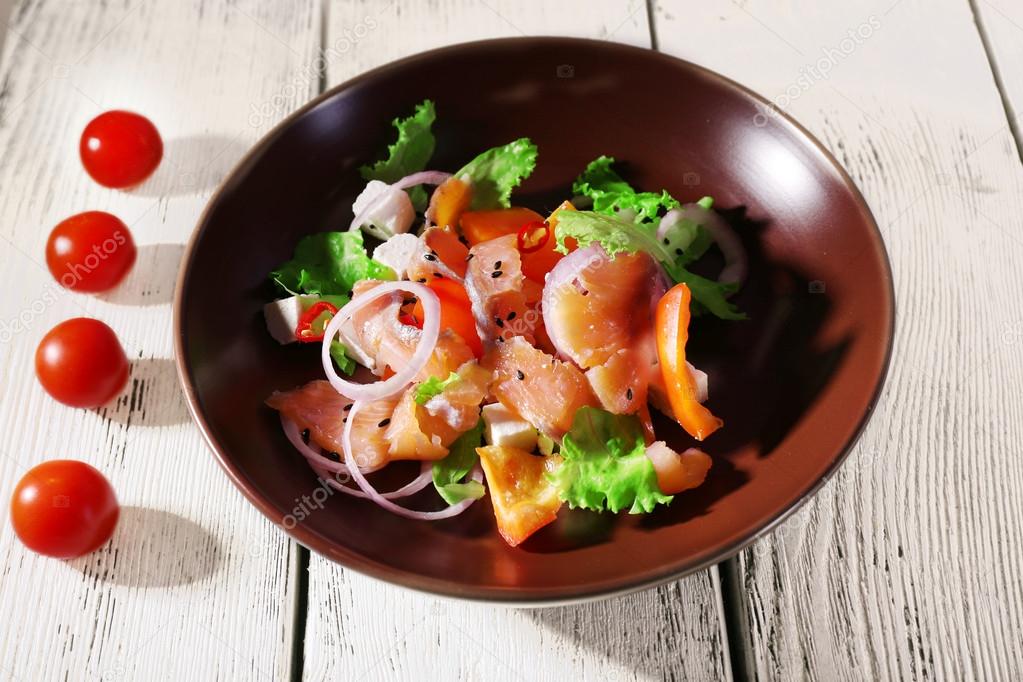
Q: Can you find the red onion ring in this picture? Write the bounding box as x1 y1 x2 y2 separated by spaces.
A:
281 416 432 499
349 170 453 232
321 281 440 402
342 400 483 520
659 204 747 286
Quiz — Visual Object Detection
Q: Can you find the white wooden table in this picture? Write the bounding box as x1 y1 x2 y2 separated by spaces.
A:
1 1 1021 680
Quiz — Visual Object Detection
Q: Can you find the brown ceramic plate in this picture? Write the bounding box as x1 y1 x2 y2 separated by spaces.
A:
175 38 893 604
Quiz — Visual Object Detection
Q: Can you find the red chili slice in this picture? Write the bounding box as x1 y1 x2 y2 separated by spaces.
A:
516 220 551 254
295 301 339 342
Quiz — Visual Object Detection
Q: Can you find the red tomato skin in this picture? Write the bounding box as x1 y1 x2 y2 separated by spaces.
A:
35 318 129 408
46 211 137 292
79 111 163 188
10 460 119 559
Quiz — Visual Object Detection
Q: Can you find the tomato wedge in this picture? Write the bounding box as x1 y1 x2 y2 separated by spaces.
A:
429 177 472 231
476 445 562 547
460 205 576 284
411 278 482 357
654 283 722 440
461 207 544 245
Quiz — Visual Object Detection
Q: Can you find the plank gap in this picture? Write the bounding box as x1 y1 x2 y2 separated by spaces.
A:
967 0 1023 165
718 557 754 682
645 0 659 50
288 545 311 682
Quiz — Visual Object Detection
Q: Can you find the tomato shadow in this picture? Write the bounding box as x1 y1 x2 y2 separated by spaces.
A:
98 358 191 428
97 243 184 306
128 134 248 198
67 507 221 588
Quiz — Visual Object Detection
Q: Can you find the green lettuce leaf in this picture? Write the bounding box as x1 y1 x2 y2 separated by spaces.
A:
328 341 357 376
549 406 672 514
359 99 436 210
432 422 485 505
271 231 395 296
456 138 538 210
553 211 744 320
414 371 460 405
572 155 679 223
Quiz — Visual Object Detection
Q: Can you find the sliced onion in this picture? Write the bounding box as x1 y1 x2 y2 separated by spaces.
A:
659 204 747 286
349 170 453 232
342 400 483 520
281 416 432 499
321 281 440 402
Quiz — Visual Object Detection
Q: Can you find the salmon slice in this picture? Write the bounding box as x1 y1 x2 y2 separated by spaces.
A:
476 445 563 547
266 380 351 455
542 246 666 369
266 380 396 472
484 336 597 439
348 397 400 471
464 234 533 347
346 279 475 380
406 226 469 283
585 347 649 415
384 386 449 461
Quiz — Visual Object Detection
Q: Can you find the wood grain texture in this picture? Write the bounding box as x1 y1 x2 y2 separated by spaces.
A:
0 1 322 679
301 2 733 681
654 0 1023 679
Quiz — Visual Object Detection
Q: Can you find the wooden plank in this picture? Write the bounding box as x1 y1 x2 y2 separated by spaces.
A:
654 0 1023 679
972 0 1023 160
303 2 732 680
0 1 321 679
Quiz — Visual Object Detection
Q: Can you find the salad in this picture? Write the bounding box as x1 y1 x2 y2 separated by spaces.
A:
263 100 746 547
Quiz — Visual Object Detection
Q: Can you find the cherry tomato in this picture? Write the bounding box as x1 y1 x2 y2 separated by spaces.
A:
46 211 137 292
10 460 119 559
80 111 163 188
35 318 129 408
411 278 483 357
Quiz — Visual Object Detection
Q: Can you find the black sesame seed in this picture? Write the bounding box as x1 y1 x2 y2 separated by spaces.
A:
516 370 525 380
416 277 427 283
491 270 503 278
626 387 634 401
343 403 353 411
465 253 475 261
507 311 517 320
494 260 502 269
301 429 310 444
674 248 683 256
377 418 391 428
495 317 504 328
326 451 342 462
433 272 443 278
424 253 438 262
496 336 505 343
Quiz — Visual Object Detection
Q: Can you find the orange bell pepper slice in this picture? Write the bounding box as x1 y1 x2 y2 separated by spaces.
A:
654 283 722 440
